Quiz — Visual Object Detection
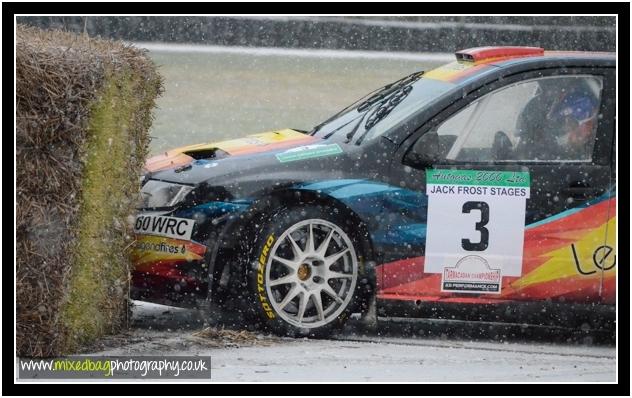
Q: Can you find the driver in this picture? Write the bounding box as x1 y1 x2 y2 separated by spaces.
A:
546 83 600 160
514 78 600 161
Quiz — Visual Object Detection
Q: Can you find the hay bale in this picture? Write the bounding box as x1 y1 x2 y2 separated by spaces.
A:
16 25 163 357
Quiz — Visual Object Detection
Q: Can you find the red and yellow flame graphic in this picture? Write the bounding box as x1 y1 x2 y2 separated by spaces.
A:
378 198 616 305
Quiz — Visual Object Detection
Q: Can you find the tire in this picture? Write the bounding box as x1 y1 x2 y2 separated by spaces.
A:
245 205 367 337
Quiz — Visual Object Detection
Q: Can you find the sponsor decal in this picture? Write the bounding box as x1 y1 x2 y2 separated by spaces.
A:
276 143 343 163
571 243 616 275
257 234 276 319
135 241 186 254
134 215 195 241
130 235 207 273
425 170 530 293
426 170 530 189
441 255 501 294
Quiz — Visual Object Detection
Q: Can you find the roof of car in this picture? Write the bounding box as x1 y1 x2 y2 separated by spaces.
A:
490 50 615 67
423 47 615 85
455 46 614 62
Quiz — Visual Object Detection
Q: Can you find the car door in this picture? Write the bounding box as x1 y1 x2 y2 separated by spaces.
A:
380 67 616 304
597 85 617 305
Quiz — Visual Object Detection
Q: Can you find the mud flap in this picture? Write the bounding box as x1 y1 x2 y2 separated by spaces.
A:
359 293 378 332
358 260 378 332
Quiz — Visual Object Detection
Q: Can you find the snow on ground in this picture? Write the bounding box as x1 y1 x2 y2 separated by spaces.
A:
86 301 616 382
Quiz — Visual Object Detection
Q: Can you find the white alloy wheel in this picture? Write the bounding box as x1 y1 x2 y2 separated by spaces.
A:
264 218 358 329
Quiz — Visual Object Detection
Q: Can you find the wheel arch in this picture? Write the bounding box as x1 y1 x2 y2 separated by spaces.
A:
209 187 378 303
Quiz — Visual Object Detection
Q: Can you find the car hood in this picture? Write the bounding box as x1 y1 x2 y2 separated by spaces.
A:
144 128 376 200
144 128 317 173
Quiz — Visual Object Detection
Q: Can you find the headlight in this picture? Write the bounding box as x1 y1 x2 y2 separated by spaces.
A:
140 180 194 208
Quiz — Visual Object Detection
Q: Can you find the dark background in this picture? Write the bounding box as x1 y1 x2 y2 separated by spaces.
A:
16 15 616 52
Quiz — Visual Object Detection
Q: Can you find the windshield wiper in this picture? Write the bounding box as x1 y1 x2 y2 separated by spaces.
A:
308 92 376 136
365 85 413 130
349 73 421 145
356 71 421 112
344 110 371 143
322 112 366 140
309 120 329 136
310 70 424 136
353 85 412 145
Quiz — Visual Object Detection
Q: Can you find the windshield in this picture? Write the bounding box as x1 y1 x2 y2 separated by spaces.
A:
311 76 454 144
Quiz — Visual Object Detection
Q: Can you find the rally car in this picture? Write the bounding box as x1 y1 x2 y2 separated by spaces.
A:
131 46 616 336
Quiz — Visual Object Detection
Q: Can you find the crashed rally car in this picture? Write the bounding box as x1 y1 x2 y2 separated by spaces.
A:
131 46 616 337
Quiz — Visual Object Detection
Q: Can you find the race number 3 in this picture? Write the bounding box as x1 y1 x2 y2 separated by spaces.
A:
461 201 489 251
424 169 530 280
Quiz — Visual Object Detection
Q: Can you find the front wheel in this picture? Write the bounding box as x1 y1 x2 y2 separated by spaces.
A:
247 206 365 336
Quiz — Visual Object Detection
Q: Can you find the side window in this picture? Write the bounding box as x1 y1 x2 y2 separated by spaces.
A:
435 75 603 162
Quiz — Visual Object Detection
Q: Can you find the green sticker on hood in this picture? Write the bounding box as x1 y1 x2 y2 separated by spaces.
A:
276 144 343 163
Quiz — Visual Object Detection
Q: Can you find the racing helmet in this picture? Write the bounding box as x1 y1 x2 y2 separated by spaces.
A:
546 84 600 147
